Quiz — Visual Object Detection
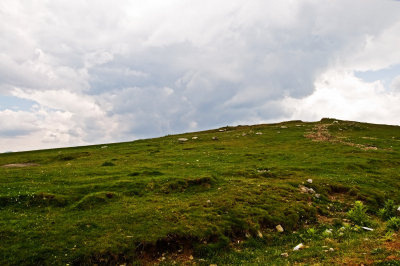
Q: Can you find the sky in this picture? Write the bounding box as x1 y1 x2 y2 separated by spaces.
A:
1 0 400 152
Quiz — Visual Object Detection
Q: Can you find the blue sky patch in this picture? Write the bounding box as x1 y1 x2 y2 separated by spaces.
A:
0 95 37 111
355 64 400 88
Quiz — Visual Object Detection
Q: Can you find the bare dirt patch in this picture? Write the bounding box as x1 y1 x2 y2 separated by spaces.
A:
1 163 39 168
305 123 378 151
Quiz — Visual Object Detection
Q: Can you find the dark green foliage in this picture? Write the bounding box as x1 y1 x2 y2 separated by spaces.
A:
378 199 398 221
101 161 115 166
386 217 400 231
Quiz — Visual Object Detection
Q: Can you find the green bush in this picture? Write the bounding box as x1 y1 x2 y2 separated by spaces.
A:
378 199 397 221
347 201 369 226
387 217 400 231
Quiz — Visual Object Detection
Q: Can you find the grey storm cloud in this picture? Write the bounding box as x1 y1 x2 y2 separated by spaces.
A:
1 0 400 152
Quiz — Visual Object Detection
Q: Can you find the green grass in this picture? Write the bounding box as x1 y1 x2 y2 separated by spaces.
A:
1 119 400 265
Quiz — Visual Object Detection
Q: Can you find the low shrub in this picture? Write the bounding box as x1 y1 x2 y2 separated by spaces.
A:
387 217 400 231
347 201 369 226
378 199 397 221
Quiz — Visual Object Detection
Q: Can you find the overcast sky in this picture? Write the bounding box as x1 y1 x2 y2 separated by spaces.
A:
1 0 400 152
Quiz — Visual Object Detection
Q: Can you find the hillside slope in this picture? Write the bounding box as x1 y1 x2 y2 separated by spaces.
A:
1 118 400 265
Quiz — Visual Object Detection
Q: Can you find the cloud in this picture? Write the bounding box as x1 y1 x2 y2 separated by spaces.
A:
281 70 400 125
1 0 400 152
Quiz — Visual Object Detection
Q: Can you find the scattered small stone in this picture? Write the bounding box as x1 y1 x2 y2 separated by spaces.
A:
300 186 308 193
293 243 304 251
189 255 194 260
101 145 108 148
178 138 188 142
329 248 334 252
255 132 263 135
280 126 287 129
210 264 217 266
212 136 218 140
361 226 374 231
257 230 263 238
296 125 302 127
281 252 289 257
192 136 198 140
307 179 313 184
206 200 211 204
299 185 315 194
242 133 247 136
276 224 284 232
245 232 251 238
397 206 400 212
315 193 320 198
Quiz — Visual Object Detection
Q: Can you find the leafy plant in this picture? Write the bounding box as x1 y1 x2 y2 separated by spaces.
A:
347 201 369 226
387 217 400 231
378 199 397 221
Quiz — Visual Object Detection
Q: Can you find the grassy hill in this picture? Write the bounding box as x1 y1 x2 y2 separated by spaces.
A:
1 118 400 265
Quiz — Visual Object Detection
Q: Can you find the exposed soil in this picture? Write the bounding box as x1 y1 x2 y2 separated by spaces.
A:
305 123 378 151
1 163 39 168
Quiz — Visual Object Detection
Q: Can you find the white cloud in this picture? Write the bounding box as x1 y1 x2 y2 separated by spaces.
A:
1 0 400 152
282 70 400 125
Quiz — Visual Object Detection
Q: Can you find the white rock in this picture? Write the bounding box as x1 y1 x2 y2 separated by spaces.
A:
397 206 400 212
307 179 313 184
192 136 198 140
257 230 263 238
361 226 373 231
276 224 284 232
281 252 289 257
178 138 188 142
281 126 287 129
329 248 334 252
101 145 108 148
315 194 320 198
293 243 304 251
256 132 263 135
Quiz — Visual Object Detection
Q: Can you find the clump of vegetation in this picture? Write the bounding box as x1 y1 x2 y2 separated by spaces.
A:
378 199 397 221
101 161 115 166
386 217 400 231
347 201 370 226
